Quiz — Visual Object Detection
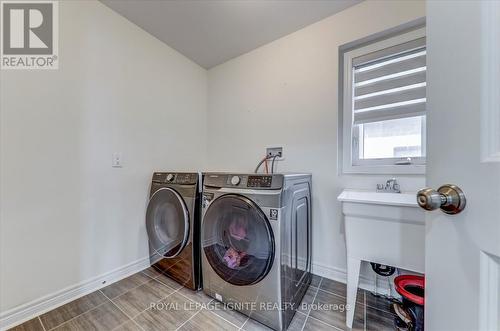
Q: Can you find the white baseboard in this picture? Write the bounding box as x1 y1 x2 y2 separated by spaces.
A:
0 256 151 331
312 261 393 296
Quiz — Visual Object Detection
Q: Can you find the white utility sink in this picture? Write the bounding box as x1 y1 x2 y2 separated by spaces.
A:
338 189 425 328
337 190 417 207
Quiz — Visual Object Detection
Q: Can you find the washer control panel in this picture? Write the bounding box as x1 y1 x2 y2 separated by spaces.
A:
247 175 272 188
208 173 282 190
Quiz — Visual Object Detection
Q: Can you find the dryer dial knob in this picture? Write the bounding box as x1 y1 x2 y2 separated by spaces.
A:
231 176 241 185
166 174 175 182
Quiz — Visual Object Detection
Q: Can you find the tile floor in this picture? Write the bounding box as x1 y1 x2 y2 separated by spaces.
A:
9 268 397 331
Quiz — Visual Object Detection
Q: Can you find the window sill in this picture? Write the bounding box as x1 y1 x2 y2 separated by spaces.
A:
342 164 426 175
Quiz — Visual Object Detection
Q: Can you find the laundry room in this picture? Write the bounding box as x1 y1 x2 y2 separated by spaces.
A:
1 1 498 331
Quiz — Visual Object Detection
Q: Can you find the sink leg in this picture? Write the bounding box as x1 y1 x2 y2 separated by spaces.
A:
346 257 361 328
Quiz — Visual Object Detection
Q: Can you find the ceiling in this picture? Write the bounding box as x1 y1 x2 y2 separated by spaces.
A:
101 0 362 69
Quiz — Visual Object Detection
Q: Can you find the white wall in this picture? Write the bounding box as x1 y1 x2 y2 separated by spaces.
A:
206 0 425 283
1 0 426 319
0 1 206 313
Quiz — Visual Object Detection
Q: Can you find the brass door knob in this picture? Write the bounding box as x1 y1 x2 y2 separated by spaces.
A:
417 184 466 215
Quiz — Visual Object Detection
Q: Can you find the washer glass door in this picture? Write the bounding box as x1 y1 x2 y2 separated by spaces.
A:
202 194 275 286
146 187 189 258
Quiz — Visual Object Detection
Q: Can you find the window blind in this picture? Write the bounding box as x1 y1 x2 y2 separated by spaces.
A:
352 37 426 125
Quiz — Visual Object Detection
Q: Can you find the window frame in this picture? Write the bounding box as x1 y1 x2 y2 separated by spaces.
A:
341 27 426 175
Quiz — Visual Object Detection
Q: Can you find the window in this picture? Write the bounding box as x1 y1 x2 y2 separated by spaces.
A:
341 27 426 174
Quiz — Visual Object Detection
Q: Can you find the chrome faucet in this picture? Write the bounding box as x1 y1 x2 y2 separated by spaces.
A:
377 178 401 193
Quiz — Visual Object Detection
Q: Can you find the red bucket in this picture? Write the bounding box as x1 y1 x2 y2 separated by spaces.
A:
394 274 425 306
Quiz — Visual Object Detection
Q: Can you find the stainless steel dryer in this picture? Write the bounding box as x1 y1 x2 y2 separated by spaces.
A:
146 172 201 290
201 173 312 330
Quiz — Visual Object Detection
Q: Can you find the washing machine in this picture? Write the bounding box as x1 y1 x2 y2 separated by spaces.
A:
146 172 201 291
201 173 312 330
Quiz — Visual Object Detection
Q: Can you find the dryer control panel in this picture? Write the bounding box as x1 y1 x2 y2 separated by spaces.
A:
152 172 198 185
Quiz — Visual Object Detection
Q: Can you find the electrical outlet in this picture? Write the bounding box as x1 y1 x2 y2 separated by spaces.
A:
112 152 123 168
266 147 283 158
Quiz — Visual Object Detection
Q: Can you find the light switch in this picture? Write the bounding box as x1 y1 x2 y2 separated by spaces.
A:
112 152 123 168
